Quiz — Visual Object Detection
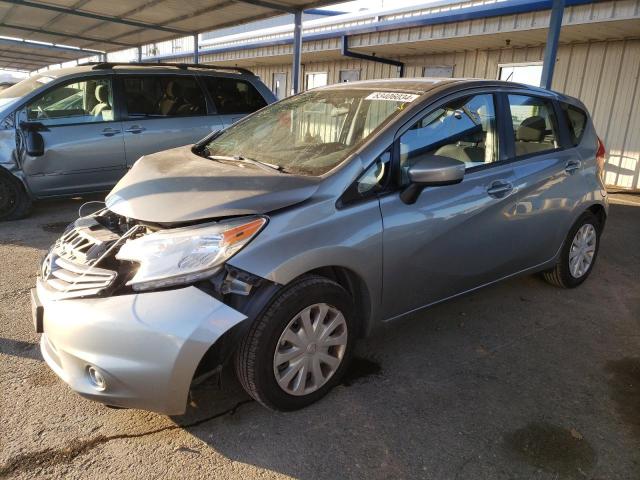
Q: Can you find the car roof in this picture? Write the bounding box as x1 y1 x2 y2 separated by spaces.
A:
32 63 255 79
315 77 566 100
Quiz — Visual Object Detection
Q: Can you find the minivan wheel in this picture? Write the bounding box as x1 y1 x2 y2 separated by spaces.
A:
0 170 32 221
542 211 601 288
235 275 355 411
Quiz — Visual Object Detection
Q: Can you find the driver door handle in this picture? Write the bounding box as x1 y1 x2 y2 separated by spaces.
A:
487 180 513 198
125 125 146 134
101 127 119 137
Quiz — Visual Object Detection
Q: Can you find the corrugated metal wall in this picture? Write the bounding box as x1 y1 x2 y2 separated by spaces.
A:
239 39 640 189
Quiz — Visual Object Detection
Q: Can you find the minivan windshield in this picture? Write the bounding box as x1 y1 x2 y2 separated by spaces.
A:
203 89 419 176
0 74 56 100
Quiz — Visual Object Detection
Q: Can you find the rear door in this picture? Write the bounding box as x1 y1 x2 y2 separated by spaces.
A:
19 75 126 196
201 76 268 129
498 91 587 268
118 73 223 167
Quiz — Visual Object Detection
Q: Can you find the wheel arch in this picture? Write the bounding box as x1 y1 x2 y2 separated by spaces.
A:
304 266 372 339
586 203 607 230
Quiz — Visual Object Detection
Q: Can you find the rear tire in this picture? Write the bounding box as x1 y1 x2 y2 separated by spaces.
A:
235 275 355 411
0 169 32 221
542 211 601 288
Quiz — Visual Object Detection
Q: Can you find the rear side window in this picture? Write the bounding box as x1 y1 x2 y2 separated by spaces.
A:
508 94 559 157
122 75 206 118
203 77 267 114
561 103 588 146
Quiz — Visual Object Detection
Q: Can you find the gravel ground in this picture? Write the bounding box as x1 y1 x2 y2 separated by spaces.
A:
1 193 639 480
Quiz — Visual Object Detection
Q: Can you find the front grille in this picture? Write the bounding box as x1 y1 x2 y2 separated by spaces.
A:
41 254 117 299
40 217 121 300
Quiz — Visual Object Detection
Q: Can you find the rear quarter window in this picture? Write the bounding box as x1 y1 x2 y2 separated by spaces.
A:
561 103 588 146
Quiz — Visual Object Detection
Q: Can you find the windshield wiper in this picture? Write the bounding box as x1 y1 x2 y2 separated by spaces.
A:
208 155 287 173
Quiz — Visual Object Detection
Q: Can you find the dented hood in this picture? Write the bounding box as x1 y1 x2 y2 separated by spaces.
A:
105 146 320 223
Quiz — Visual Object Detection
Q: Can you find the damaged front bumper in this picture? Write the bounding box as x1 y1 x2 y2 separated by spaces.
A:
35 280 247 415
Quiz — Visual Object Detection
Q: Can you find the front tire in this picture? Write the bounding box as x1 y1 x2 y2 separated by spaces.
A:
542 211 601 288
235 275 355 411
0 169 32 221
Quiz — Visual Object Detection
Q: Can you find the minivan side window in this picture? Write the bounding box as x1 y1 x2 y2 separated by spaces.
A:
399 93 498 184
203 77 267 114
508 94 559 157
26 78 114 125
122 75 206 118
561 103 588 146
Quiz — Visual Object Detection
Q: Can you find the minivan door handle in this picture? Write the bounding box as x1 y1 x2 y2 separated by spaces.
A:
486 181 513 198
101 127 119 137
125 125 146 134
565 159 581 174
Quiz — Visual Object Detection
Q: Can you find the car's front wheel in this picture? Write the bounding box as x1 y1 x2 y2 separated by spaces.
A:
543 211 601 288
0 169 32 221
235 275 355 410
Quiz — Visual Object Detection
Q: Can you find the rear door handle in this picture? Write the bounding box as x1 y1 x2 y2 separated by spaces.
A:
125 125 146 134
487 181 513 198
101 127 119 137
565 159 581 173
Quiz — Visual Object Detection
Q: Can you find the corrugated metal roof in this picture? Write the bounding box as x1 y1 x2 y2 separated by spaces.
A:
0 0 340 70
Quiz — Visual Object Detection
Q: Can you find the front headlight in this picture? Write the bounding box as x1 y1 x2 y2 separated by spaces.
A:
116 217 266 291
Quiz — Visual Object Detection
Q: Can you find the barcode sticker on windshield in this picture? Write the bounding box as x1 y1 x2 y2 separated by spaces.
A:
366 92 419 102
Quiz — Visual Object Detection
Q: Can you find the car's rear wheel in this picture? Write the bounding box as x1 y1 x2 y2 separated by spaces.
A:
542 211 601 288
0 169 31 221
235 275 355 410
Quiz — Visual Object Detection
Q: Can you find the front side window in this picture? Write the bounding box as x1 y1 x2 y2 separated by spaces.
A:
26 78 113 124
508 94 559 157
203 77 267 114
203 89 414 176
122 75 206 118
399 93 498 183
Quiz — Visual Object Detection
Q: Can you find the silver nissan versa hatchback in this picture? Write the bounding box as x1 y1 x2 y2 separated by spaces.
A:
32 78 608 414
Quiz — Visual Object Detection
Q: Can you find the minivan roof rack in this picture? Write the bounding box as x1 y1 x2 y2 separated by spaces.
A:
82 62 254 76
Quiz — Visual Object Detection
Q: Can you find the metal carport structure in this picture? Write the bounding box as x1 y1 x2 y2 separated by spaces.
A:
0 0 340 90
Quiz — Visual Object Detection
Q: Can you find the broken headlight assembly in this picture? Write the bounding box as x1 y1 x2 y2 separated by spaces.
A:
116 217 267 291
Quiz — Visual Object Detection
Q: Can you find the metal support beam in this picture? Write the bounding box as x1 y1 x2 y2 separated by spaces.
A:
291 9 303 94
235 0 296 14
540 0 565 90
193 34 199 64
0 37 102 57
341 36 404 78
0 0 187 34
137 46 142 62
0 22 133 48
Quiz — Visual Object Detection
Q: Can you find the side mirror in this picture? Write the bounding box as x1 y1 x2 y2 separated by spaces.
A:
400 154 465 204
25 130 45 157
20 121 46 157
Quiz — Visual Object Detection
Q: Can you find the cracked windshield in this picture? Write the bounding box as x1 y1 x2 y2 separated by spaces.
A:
203 89 417 176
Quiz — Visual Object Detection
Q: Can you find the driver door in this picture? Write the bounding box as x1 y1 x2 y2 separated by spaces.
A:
379 91 521 319
19 76 126 197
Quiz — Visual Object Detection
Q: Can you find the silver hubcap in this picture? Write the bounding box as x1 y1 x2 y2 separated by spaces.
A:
273 303 348 396
569 223 597 278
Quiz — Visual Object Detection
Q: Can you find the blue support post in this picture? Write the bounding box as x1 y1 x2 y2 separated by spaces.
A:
292 10 303 94
540 0 565 90
193 34 199 64
137 46 142 62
